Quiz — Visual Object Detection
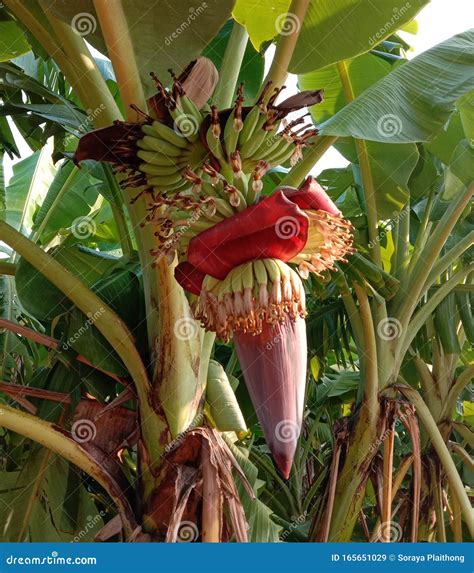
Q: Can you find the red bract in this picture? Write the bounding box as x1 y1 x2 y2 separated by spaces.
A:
174 261 205 296
234 316 307 480
74 122 143 166
281 176 341 216
186 191 309 280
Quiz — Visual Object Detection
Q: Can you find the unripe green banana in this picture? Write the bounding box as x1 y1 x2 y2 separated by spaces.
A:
179 95 203 127
213 197 235 218
231 265 244 295
268 141 297 166
142 121 188 149
139 162 180 176
233 172 249 197
259 135 293 161
223 111 240 158
137 150 180 166
169 105 197 143
206 125 226 161
152 179 189 194
263 258 281 285
253 259 268 286
137 136 183 157
241 261 254 292
148 172 183 187
238 105 261 147
239 113 269 159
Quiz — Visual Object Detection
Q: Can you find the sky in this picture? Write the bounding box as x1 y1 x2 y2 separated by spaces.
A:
3 0 473 183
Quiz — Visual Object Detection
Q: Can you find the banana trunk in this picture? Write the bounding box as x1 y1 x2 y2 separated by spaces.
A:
234 316 307 479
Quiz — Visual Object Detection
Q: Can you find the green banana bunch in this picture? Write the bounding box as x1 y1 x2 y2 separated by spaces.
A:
136 101 207 194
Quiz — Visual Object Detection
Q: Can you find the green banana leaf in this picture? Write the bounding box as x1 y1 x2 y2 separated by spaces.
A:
233 0 427 73
319 31 474 143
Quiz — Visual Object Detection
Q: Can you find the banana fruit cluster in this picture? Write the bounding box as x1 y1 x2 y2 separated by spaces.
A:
137 84 320 264
136 98 208 195
195 258 307 341
137 81 317 203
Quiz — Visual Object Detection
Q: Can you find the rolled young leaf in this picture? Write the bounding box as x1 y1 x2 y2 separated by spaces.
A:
206 359 247 434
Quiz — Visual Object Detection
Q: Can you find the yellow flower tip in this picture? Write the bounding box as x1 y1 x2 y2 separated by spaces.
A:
294 209 354 278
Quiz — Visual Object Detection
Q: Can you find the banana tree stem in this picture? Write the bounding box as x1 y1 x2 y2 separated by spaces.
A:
443 365 474 419
0 404 136 537
395 184 474 325
397 265 473 365
381 427 395 542
0 221 166 464
0 261 16 275
201 439 221 542
281 136 337 187
337 60 381 267
261 0 310 93
430 462 447 543
424 231 474 292
93 0 146 116
41 4 121 126
397 385 474 538
212 22 249 109
354 283 379 411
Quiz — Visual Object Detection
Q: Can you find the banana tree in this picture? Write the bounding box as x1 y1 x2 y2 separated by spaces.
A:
0 0 472 542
